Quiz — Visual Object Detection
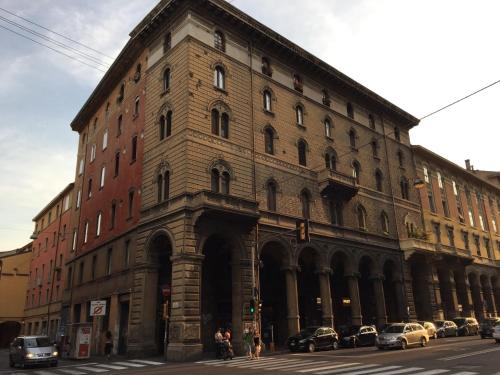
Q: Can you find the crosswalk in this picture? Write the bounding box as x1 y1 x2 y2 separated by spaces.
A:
195 357 480 375
8 359 165 375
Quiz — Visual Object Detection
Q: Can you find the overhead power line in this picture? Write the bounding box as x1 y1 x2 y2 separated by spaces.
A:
0 24 106 73
0 6 115 61
0 15 111 69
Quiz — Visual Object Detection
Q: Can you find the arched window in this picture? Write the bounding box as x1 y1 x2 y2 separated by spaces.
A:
349 129 357 148
394 127 401 142
375 169 383 192
400 176 410 200
329 200 343 226
221 172 230 194
371 139 378 158
118 83 125 103
264 127 274 155
157 174 163 203
211 169 220 193
159 115 166 140
298 140 307 166
369 114 375 129
381 211 389 234
325 149 337 171
163 171 170 201
214 30 225 51
114 151 120 177
263 90 272 112
159 110 172 140
166 110 172 137
214 66 225 89
352 161 361 184
357 204 367 230
322 89 331 106
296 106 304 126
163 68 170 92
261 57 272 76
87 178 93 198
397 150 404 167
267 180 277 211
324 118 332 138
293 74 303 92
211 108 230 139
347 102 354 119
134 64 141 82
300 190 311 219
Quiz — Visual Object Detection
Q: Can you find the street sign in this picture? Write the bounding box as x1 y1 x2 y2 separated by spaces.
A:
90 300 107 316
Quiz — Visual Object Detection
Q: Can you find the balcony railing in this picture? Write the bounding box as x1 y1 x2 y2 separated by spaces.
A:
317 168 358 201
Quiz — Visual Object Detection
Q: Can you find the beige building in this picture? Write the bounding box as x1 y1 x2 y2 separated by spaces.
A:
0 243 32 347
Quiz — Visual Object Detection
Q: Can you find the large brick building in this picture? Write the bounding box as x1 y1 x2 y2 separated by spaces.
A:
57 0 499 362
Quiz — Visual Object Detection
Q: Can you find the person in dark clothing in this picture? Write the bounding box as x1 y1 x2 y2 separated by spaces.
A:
104 331 113 360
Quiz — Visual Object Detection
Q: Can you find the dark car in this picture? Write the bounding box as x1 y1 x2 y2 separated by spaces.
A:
435 320 458 338
339 325 378 347
452 317 479 336
287 326 339 352
480 318 500 339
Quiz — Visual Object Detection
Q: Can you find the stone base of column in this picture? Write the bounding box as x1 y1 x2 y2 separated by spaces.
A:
287 315 300 336
127 340 157 358
351 315 362 326
322 315 334 328
166 343 203 362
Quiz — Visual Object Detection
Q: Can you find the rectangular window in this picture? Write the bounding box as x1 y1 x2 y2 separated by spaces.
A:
96 212 102 236
106 248 112 276
63 195 70 211
476 193 488 231
124 240 130 268
117 115 123 136
462 231 469 250
78 159 84 175
102 129 108 150
76 189 81 209
473 235 480 256
100 166 106 188
484 238 491 258
84 222 89 243
423 166 429 183
134 97 140 116
114 152 120 177
131 136 137 162
111 202 116 229
71 230 77 251
437 171 443 188
91 255 97 280
90 144 96 162
465 189 475 227
446 227 455 247
432 222 441 243
428 190 436 213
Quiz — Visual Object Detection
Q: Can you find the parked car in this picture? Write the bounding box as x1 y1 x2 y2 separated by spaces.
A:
376 323 429 350
480 318 500 339
435 320 458 338
9 336 58 368
287 326 339 353
452 317 479 336
417 321 437 339
339 325 378 347
492 322 500 343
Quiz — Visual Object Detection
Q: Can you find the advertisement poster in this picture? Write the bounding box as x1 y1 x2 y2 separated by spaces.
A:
77 326 92 359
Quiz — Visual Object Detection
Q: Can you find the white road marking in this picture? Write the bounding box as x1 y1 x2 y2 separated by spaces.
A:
439 347 500 361
265 360 328 370
128 359 164 365
196 357 247 364
95 364 128 370
215 357 280 367
34 372 57 375
449 372 479 375
230 358 301 368
370 368 422 375
315 364 378 375
298 362 361 373
111 361 146 367
57 369 87 375
76 366 109 373
339 365 403 375
406 370 449 375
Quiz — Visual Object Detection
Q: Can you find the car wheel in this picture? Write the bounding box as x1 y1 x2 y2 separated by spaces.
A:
400 340 407 350
420 337 427 347
438 331 445 338
332 341 339 350
308 342 316 353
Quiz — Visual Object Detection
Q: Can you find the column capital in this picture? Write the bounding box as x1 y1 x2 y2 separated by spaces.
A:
315 267 332 275
281 265 300 273
369 274 385 281
345 272 361 279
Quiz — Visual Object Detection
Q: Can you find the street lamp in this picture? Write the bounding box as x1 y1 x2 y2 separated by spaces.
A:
413 178 425 190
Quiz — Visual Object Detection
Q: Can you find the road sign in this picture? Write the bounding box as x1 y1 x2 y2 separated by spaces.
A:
90 300 107 316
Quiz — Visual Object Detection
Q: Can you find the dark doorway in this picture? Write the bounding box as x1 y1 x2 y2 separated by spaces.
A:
383 260 399 322
331 252 350 329
260 242 287 347
118 301 129 354
150 234 172 355
469 273 483 319
359 257 377 326
410 255 432 321
201 236 232 353
437 268 454 320
298 249 321 328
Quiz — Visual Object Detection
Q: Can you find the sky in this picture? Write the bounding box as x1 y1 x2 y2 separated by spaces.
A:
0 0 499 251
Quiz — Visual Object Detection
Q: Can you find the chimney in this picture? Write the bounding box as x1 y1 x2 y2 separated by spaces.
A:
465 159 471 171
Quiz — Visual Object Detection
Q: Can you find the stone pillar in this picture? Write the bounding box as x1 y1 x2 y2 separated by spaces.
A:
463 277 475 317
484 280 498 317
109 294 120 355
166 253 204 362
318 267 334 328
429 264 444 320
393 277 407 322
470 278 486 320
372 275 387 327
445 269 460 318
283 266 300 336
346 273 362 326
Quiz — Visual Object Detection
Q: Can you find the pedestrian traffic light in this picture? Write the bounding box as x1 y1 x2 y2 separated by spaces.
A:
249 299 256 315
296 219 310 243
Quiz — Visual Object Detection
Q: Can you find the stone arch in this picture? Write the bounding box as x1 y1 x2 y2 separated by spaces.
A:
157 101 173 121
330 249 353 327
207 158 234 179
297 246 323 327
207 99 233 120
358 255 378 325
382 258 402 322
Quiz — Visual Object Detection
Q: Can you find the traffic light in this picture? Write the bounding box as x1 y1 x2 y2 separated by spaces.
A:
296 219 310 243
258 300 263 314
249 299 256 315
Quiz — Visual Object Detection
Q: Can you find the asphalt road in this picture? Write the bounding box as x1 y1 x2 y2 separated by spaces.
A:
1 336 499 375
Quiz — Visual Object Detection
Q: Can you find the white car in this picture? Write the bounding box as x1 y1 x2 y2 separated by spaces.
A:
493 322 500 343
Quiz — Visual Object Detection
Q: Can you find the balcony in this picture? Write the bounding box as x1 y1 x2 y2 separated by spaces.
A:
318 169 358 201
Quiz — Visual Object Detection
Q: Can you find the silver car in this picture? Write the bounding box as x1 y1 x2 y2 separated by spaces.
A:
376 323 429 350
9 336 58 368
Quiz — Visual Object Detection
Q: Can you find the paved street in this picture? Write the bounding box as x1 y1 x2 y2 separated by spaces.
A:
1 337 499 375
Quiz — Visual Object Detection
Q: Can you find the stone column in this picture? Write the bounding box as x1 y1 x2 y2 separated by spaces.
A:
109 294 120 355
463 277 475 317
318 267 334 328
470 277 486 320
283 266 300 336
393 277 407 322
484 280 498 317
429 264 444 320
372 274 387 327
346 273 362 326
166 253 204 362
445 269 460 318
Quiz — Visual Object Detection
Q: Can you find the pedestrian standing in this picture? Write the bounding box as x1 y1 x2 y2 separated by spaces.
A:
214 328 223 359
104 331 113 360
243 327 254 360
253 328 261 360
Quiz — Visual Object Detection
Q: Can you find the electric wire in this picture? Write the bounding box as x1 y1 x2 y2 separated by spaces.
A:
0 14 111 68
0 6 115 61
0 24 107 73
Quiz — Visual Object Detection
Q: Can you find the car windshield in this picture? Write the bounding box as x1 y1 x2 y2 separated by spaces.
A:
453 319 466 325
342 326 360 335
383 325 404 333
435 321 445 327
24 337 51 348
299 328 317 336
